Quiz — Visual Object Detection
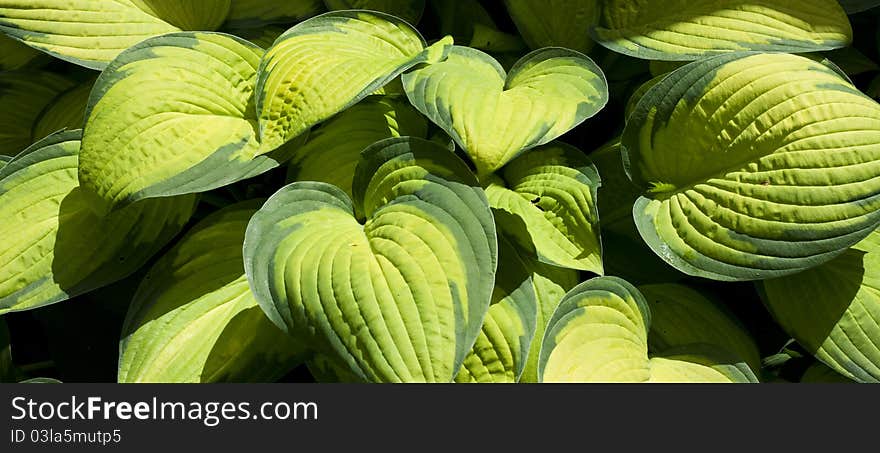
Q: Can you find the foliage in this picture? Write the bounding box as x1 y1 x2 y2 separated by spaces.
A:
1 0 879 383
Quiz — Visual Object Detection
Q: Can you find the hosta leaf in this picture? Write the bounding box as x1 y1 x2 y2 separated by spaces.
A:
33 79 93 141
245 137 497 382
455 237 537 383
502 0 600 53
256 10 452 153
485 142 603 273
0 34 46 70
594 0 852 61
119 201 305 383
0 0 180 70
323 1 425 24
0 71 74 155
538 277 758 383
225 0 323 28
0 155 10 170
760 228 880 383
286 95 428 198
838 0 880 13
624 52 880 281
0 131 196 314
403 46 608 176
79 32 296 215
640 284 761 372
129 0 230 31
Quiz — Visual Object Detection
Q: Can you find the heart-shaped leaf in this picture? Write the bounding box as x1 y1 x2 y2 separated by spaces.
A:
759 228 880 383
623 52 880 281
323 1 425 24
455 236 537 383
287 95 428 198
503 0 600 53
0 71 74 155
594 0 852 61
538 277 759 383
119 201 306 383
256 10 452 153
0 131 196 314
486 142 603 273
640 283 761 372
0 155 10 170
244 137 497 382
403 46 608 176
224 0 323 28
79 32 299 215
0 0 230 70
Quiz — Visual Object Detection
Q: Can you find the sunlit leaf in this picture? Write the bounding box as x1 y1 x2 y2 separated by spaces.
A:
244 137 496 382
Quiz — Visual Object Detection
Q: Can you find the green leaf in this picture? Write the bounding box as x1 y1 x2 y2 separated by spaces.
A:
639 283 762 372
838 0 880 13
119 201 306 383
323 1 425 24
538 276 759 383
594 0 852 61
0 71 74 155
225 0 323 28
256 10 452 153
244 137 497 382
760 228 880 383
624 52 880 281
0 34 46 70
503 0 600 53
485 142 603 273
79 32 297 215
129 0 231 31
33 79 93 141
455 236 537 383
286 95 428 199
0 130 196 314
0 0 206 70
403 46 607 176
